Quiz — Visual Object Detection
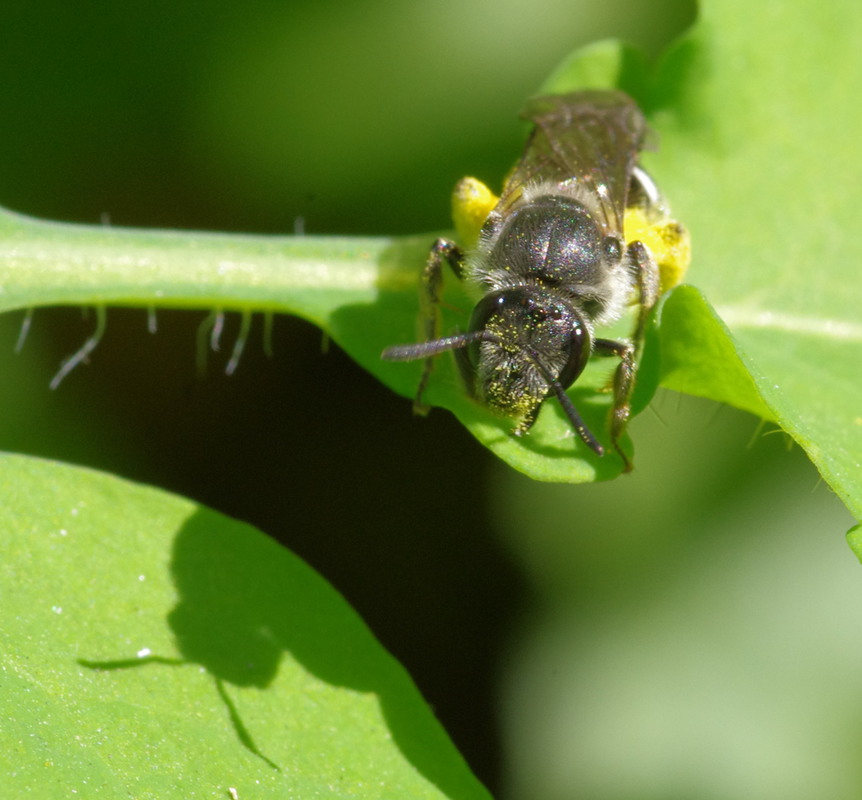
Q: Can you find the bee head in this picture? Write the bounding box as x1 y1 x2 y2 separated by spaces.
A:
466 287 601 453
381 286 602 455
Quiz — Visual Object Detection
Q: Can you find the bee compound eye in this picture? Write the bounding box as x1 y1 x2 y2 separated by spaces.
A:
469 289 511 331
603 235 623 264
556 313 592 390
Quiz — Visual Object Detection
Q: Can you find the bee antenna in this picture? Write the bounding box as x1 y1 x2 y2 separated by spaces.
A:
525 349 604 456
381 330 498 362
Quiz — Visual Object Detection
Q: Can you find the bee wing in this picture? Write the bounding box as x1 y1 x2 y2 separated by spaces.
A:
502 91 648 233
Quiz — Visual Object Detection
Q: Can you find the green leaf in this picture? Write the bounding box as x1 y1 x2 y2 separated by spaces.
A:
848 524 862 565
644 0 862 520
0 452 490 799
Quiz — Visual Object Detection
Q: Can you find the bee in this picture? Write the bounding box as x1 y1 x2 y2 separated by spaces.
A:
382 90 689 471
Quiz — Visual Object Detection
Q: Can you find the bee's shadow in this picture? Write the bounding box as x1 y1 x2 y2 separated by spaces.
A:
78 507 466 793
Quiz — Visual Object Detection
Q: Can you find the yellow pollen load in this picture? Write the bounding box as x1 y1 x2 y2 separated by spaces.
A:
623 206 691 294
451 177 499 250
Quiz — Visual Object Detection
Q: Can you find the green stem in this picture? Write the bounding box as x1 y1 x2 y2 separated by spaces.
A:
0 206 424 326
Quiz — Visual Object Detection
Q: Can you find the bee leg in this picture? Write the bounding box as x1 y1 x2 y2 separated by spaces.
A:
626 240 660 349
588 240 661 471
593 338 635 472
414 237 464 413
593 240 659 471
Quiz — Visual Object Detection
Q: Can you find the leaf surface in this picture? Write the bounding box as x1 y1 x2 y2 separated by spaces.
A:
0 452 490 799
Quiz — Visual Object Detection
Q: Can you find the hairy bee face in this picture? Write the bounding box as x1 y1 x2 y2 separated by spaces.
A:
465 286 592 429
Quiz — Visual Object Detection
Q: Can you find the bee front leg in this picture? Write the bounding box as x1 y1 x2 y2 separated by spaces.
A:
626 240 660 350
414 237 464 413
594 338 635 472
595 241 660 471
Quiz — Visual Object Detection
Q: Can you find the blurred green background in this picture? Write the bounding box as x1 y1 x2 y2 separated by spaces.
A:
2 1 860 798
